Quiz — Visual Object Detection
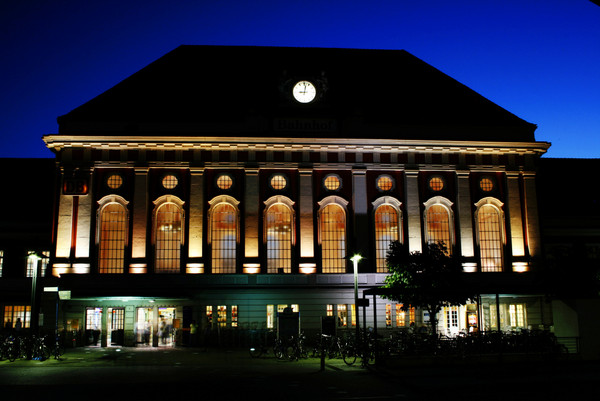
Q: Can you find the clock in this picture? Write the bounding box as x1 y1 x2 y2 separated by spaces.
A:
292 80 317 103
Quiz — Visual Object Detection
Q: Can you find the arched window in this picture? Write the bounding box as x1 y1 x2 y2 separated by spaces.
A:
208 195 240 274
475 198 505 272
424 196 454 255
97 196 129 274
153 196 185 273
373 197 402 273
264 196 295 274
318 196 348 273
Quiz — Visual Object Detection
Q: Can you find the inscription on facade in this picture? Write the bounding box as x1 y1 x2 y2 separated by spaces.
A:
274 118 337 132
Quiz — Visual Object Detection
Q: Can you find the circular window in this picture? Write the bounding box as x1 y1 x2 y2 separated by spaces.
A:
216 174 233 190
429 176 444 191
324 174 341 191
162 175 178 189
480 177 495 192
106 174 123 189
270 174 287 190
376 175 394 192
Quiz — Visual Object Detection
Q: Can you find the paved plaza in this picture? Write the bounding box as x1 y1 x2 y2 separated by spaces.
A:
1 346 599 400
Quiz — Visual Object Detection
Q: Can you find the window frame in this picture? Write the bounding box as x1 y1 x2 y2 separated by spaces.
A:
423 196 455 254
372 196 403 273
474 197 506 272
207 195 240 274
317 196 349 273
263 195 296 274
152 195 185 273
96 195 130 274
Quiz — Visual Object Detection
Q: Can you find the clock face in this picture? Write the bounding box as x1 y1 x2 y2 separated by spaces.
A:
292 80 317 103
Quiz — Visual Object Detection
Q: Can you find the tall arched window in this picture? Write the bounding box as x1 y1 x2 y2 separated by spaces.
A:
475 198 505 272
424 197 454 255
373 197 402 273
208 196 240 274
97 196 129 274
264 196 295 274
318 196 348 273
153 196 185 273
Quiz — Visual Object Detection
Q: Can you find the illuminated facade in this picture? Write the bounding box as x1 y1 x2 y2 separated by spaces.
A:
7 46 594 351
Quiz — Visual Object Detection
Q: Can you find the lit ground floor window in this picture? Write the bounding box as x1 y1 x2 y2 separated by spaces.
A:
3 305 31 329
206 306 213 327
231 305 238 328
217 305 227 327
481 296 533 331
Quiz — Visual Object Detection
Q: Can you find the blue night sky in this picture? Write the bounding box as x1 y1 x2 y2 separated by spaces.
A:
1 1 599 159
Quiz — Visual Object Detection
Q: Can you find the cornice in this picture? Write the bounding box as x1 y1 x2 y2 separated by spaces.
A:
43 134 551 156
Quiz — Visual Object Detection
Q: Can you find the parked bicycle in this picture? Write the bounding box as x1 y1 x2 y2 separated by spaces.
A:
284 331 308 361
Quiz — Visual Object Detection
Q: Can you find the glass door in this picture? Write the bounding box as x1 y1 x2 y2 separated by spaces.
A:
136 307 153 346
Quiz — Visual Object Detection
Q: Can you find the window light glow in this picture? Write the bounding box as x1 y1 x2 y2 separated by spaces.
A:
186 263 204 274
243 263 260 274
462 262 478 273
512 262 529 273
299 263 317 274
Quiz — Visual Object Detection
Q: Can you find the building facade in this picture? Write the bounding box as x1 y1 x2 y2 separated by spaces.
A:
6 46 582 352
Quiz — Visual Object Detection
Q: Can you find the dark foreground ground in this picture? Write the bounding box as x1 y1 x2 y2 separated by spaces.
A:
1 346 598 400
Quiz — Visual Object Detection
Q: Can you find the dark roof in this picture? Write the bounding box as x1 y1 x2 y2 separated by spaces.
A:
57 45 537 142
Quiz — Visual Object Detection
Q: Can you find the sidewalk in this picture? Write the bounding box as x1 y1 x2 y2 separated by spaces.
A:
3 345 600 400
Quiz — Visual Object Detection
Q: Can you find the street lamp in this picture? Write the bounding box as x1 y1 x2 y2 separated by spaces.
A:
350 254 362 340
28 251 43 333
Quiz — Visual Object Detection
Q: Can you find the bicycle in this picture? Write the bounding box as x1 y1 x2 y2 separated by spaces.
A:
50 333 65 360
1 335 19 362
31 335 51 361
285 332 308 361
249 344 269 358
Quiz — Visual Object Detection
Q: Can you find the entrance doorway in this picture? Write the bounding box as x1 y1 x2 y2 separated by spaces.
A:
85 307 102 346
158 307 176 346
136 307 154 346
107 308 125 345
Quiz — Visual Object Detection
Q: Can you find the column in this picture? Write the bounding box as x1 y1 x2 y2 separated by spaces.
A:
456 171 475 271
299 168 315 259
75 191 92 260
188 168 204 259
55 193 73 259
352 168 369 265
244 169 259 260
131 168 148 267
506 172 525 257
101 306 108 347
522 172 542 258
405 170 422 253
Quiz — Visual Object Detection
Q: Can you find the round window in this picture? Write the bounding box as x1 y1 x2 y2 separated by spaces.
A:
162 175 178 189
270 174 287 190
480 177 495 192
323 174 341 191
376 175 394 191
106 174 123 189
429 176 444 191
216 174 233 190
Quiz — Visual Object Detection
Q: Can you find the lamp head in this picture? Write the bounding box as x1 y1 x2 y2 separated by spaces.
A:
350 254 363 263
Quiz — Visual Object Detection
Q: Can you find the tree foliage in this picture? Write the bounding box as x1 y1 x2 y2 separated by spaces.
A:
382 241 475 335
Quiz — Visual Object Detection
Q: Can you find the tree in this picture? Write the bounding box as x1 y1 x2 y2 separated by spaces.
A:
382 241 475 337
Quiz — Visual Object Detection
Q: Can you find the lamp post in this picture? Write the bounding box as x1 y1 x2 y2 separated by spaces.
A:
350 254 362 340
29 252 42 334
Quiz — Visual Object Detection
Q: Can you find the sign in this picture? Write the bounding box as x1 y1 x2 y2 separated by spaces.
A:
274 118 337 133
58 290 71 300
